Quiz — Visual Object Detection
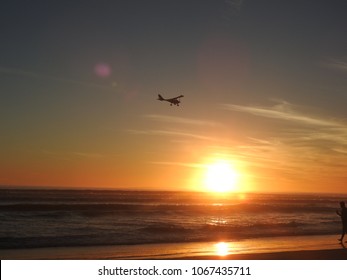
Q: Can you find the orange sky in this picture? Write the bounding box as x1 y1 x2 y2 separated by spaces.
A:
2 108 347 194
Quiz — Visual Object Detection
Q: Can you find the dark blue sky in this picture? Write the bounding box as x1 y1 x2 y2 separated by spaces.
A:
1 1 346 100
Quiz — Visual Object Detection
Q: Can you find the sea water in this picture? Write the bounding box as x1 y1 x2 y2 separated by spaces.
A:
0 188 344 249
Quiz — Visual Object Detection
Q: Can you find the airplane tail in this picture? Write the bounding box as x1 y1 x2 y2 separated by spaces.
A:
157 94 164 101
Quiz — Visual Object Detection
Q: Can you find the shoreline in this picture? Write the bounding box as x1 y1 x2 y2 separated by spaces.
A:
1 234 346 260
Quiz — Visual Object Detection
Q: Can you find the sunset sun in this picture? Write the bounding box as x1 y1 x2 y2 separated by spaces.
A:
204 160 239 193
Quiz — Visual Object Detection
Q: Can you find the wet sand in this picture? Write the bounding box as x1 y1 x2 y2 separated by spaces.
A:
1 235 346 260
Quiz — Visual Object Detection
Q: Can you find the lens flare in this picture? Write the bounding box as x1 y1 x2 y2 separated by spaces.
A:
94 63 111 78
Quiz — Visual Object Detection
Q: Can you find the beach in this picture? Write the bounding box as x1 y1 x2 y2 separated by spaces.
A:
1 234 346 260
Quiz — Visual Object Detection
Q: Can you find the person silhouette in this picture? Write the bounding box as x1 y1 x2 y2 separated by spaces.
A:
336 201 347 243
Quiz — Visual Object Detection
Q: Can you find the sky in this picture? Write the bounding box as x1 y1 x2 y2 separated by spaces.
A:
1 0 347 194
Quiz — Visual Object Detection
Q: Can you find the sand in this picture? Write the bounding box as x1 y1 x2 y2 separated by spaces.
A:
1 235 346 260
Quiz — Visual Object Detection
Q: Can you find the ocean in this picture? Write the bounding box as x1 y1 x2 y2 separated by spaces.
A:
0 188 345 249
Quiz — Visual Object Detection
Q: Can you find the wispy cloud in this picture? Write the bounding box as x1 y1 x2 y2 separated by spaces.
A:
40 150 73 161
222 100 342 127
222 100 347 149
127 129 216 141
322 57 347 72
72 152 106 158
41 149 117 160
221 100 347 182
224 0 245 15
144 114 221 127
149 161 204 168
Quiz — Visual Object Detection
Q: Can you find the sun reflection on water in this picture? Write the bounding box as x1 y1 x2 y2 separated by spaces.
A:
208 218 227 226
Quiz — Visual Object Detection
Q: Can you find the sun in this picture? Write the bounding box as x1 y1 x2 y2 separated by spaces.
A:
215 242 229 256
204 160 239 193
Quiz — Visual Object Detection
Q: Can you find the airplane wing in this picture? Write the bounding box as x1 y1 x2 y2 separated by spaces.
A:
175 95 184 99
169 95 184 101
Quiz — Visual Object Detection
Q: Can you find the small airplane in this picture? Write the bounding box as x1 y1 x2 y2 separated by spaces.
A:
157 94 184 106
